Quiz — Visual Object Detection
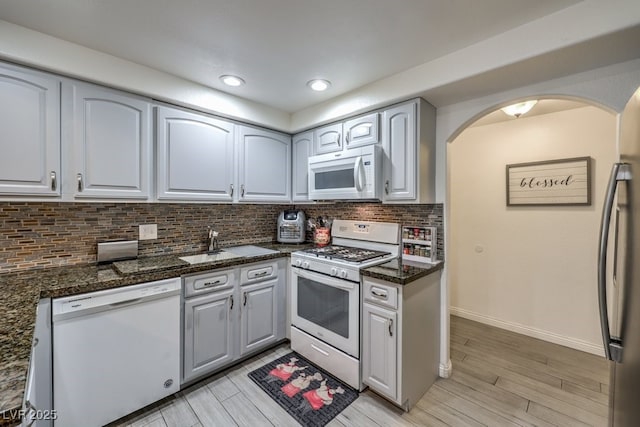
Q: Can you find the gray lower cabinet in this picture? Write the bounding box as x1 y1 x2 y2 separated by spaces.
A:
240 277 279 356
182 259 285 384
183 287 236 383
361 271 441 410
0 62 60 196
362 302 398 400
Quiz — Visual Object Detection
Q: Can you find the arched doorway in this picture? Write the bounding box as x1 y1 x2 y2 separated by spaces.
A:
446 97 617 355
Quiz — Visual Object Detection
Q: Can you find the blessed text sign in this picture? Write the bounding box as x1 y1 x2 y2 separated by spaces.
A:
506 157 591 206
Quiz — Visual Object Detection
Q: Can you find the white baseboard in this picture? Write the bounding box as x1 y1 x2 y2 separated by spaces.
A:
449 306 604 357
439 360 452 378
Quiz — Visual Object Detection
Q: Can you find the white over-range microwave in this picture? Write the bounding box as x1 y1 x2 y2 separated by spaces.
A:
307 145 382 200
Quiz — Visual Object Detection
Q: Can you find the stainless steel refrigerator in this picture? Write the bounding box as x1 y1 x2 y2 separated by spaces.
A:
599 87 640 426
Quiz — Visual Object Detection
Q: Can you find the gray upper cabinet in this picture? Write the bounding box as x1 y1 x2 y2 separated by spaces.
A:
156 106 235 201
292 131 312 202
343 112 379 149
64 82 152 199
381 99 436 203
237 126 291 203
0 63 60 196
382 102 416 201
313 123 342 155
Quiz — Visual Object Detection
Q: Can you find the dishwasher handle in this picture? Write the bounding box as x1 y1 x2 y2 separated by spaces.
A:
53 278 181 322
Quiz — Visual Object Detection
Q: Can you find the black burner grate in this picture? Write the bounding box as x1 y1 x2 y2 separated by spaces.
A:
301 245 390 263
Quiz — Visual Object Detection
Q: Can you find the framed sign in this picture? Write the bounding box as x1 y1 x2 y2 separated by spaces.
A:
506 157 591 206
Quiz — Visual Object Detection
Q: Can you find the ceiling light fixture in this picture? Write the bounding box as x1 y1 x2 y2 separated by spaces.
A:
501 100 538 118
307 79 331 92
220 75 245 87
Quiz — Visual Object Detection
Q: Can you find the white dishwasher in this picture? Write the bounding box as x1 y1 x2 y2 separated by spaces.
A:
52 278 181 427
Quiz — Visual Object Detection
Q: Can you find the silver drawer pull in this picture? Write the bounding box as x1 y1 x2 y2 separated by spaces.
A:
204 280 223 287
253 271 269 277
311 344 329 357
371 288 388 299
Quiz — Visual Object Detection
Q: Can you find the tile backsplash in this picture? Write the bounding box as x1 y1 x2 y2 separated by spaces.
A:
0 202 443 273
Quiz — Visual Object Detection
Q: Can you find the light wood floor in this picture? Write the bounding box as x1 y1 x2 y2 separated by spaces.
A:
110 316 611 426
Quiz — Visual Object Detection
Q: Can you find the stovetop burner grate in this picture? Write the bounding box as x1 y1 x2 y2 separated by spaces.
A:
300 245 391 263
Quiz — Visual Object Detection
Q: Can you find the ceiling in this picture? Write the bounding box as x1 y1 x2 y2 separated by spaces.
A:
0 0 584 113
470 99 588 127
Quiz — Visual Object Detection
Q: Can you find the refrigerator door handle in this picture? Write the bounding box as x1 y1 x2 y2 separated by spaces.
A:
598 162 631 362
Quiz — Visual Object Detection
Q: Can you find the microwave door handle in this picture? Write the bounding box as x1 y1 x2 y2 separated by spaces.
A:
354 156 364 191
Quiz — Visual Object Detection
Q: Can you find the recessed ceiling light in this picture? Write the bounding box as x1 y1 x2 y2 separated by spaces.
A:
220 75 245 87
307 79 331 92
501 100 538 118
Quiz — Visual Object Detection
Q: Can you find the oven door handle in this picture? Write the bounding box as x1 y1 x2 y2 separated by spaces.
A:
293 268 356 291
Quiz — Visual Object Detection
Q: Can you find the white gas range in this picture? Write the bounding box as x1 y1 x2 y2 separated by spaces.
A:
290 220 400 390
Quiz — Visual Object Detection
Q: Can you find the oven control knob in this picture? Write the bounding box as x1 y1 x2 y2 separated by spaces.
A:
295 259 302 267
331 267 338 276
340 270 348 279
302 261 310 269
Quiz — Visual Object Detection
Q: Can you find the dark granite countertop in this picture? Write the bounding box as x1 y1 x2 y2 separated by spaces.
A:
361 258 444 285
0 242 312 424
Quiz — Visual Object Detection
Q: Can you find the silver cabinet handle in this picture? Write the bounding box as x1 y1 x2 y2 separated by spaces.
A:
371 289 388 299
346 130 350 145
241 184 245 197
230 184 234 197
598 162 631 362
77 173 83 192
388 319 394 337
243 291 248 306
385 180 390 195
230 295 234 310
50 171 57 191
24 400 37 427
337 133 341 147
203 280 223 287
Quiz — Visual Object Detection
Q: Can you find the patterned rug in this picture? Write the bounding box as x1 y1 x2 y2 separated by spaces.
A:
248 352 359 427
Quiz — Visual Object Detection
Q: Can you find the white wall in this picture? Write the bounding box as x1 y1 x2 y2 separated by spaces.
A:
448 106 616 354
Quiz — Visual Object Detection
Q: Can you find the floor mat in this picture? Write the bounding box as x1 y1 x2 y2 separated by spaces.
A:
248 351 359 427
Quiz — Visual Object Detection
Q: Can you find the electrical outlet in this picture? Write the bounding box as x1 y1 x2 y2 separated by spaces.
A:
139 224 157 240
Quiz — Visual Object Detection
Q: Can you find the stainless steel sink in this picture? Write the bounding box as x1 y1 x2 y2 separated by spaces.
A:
179 245 277 265
222 245 278 257
179 251 240 265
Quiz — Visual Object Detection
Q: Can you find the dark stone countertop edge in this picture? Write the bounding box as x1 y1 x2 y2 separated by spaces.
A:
361 260 444 285
0 243 310 422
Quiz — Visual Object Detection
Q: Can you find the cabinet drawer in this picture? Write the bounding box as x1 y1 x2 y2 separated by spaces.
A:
363 278 398 310
240 260 279 284
184 269 235 297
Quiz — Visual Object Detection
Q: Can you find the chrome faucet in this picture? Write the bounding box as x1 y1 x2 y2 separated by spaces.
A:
207 227 219 253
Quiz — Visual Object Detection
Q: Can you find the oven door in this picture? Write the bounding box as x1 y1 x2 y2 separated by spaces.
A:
291 267 360 358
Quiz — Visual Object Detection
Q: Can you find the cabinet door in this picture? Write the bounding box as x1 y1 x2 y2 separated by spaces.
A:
313 123 342 155
238 126 291 202
183 288 236 383
362 302 397 401
292 131 312 202
382 102 417 201
156 106 235 201
240 278 278 356
344 112 379 149
0 64 60 196
65 82 151 199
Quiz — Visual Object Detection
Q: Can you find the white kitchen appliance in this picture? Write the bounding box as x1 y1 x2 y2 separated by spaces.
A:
290 220 400 390
52 278 181 427
277 209 306 243
308 145 382 200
